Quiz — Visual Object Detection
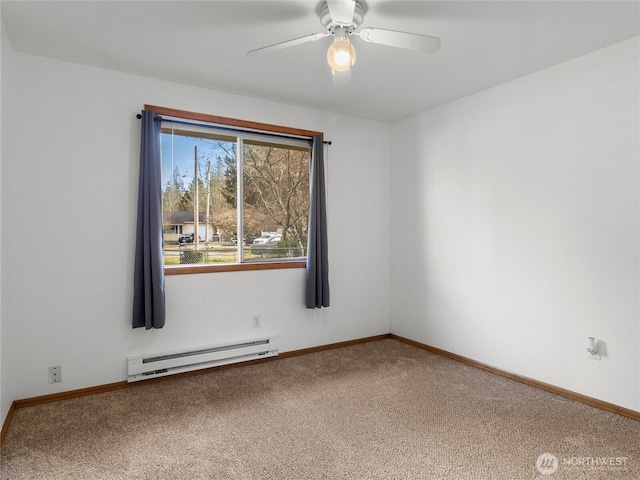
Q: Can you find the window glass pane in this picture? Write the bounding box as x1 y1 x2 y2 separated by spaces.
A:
160 121 311 269
243 143 310 261
161 130 238 266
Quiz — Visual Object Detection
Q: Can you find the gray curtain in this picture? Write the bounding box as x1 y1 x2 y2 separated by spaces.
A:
132 110 166 329
305 135 330 308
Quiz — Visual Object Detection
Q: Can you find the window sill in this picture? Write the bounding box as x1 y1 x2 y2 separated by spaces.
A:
164 260 306 276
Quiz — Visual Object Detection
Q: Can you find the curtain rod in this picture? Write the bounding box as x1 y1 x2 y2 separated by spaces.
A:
136 113 332 145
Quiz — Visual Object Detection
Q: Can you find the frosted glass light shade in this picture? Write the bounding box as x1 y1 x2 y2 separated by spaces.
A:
327 38 356 73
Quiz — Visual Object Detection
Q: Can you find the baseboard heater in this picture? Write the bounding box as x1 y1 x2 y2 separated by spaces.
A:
127 335 279 382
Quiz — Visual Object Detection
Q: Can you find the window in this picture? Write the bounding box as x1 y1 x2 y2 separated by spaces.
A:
154 106 319 274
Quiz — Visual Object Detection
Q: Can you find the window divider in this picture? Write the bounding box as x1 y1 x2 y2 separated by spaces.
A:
236 137 244 263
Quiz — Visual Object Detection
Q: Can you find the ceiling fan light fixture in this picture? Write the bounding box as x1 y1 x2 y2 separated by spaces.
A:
248 0 441 76
327 27 355 74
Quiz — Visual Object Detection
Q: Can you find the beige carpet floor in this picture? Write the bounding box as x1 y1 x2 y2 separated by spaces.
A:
1 339 639 479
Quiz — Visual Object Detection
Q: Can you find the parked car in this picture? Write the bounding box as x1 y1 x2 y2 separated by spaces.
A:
250 235 285 257
252 232 282 245
178 233 202 244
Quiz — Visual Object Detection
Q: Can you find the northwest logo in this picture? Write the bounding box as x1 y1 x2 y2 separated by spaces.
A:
536 453 559 475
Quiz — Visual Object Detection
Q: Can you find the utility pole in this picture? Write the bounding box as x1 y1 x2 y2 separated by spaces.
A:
194 146 199 247
205 158 211 244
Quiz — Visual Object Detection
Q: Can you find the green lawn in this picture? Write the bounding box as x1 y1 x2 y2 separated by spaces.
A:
163 245 261 265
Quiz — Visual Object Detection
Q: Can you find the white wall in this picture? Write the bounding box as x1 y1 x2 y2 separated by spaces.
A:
391 37 640 410
0 48 391 412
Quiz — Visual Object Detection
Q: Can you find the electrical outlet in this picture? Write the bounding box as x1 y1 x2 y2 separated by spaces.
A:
252 315 261 328
587 338 602 361
48 365 62 383
588 351 601 361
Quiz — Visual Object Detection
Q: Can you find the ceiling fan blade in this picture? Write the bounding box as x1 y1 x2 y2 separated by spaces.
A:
327 0 356 25
247 32 330 57
358 28 441 53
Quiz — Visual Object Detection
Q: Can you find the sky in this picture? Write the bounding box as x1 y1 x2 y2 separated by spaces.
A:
161 133 233 189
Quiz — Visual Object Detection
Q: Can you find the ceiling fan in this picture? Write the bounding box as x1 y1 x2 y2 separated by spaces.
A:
247 0 441 75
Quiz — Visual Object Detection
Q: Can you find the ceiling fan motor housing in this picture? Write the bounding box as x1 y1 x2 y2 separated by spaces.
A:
320 0 365 32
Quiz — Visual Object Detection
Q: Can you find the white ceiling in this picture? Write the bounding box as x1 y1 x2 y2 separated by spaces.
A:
2 1 639 123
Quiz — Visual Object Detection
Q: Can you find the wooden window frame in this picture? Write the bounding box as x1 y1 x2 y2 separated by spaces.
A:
147 105 321 275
